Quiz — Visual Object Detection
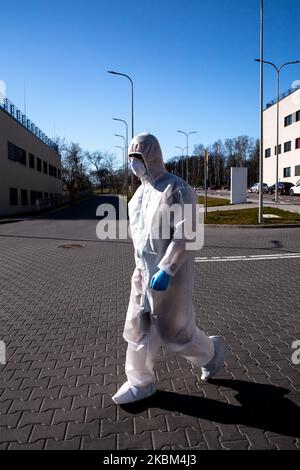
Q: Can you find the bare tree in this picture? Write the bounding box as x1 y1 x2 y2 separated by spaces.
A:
60 142 90 194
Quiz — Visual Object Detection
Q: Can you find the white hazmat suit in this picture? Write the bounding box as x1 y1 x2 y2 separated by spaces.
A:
112 133 227 404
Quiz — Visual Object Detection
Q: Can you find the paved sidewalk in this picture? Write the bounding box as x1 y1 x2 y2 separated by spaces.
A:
198 191 300 214
0 196 299 450
206 202 300 214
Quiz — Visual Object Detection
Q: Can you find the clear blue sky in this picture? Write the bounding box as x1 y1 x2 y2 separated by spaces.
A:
1 0 300 167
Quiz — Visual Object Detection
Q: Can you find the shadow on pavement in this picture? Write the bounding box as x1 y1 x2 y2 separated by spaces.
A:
121 379 300 437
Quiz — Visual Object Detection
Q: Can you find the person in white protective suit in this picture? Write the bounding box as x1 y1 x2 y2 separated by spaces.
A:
112 132 228 405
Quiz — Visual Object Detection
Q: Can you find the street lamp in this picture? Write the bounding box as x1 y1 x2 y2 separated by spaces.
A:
115 134 126 145
108 71 134 138
177 130 198 184
258 0 264 224
255 58 300 203
115 135 126 193
113 118 129 193
115 145 125 190
176 145 185 179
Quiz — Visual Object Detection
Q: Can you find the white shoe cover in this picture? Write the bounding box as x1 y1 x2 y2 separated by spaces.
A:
112 381 156 405
201 336 228 381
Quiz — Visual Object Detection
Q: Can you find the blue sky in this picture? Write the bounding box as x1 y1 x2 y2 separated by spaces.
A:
1 0 300 166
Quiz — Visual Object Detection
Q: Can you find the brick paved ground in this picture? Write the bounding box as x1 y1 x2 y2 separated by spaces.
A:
0 196 299 450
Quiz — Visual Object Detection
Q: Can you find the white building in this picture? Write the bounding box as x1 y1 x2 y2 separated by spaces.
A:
263 86 300 186
0 96 62 216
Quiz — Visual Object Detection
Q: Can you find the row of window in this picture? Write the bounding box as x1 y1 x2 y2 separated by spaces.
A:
284 110 300 127
265 138 300 158
283 165 300 178
9 188 60 206
7 141 61 179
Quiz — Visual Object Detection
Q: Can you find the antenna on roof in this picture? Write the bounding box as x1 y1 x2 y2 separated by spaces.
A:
0 80 6 105
23 80 27 115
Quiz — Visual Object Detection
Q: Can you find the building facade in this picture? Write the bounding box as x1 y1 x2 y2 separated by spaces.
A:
0 97 62 216
263 86 300 186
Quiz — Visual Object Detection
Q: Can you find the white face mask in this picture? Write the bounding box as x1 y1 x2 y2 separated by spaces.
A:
130 158 146 178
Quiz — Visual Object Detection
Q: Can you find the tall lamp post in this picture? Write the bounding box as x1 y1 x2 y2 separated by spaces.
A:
115 134 126 193
176 145 185 179
108 70 135 191
108 71 134 138
113 118 128 193
177 130 197 184
255 58 300 204
258 0 264 224
115 145 125 191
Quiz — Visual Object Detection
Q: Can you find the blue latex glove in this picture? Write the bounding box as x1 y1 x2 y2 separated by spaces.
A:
150 269 171 291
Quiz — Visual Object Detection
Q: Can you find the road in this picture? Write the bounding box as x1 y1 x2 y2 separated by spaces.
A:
0 195 299 450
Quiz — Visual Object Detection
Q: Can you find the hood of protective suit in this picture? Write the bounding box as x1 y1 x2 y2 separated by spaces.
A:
128 132 167 182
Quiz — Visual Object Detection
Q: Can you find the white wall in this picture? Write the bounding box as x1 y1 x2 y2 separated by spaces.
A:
0 108 62 216
263 88 300 186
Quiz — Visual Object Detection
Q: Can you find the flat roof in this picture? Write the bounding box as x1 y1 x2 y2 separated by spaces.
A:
0 96 58 153
265 85 300 111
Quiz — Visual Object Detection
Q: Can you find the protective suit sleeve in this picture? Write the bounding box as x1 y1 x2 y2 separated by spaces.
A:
157 185 198 276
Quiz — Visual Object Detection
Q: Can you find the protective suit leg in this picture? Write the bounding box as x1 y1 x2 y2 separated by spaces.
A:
167 327 215 368
123 267 164 387
125 327 163 387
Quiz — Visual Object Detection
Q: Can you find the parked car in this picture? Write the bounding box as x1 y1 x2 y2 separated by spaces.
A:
268 182 294 195
250 182 269 193
289 180 300 196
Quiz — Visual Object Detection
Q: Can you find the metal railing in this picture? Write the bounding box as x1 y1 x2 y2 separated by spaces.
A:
35 189 93 212
265 84 300 109
0 95 58 152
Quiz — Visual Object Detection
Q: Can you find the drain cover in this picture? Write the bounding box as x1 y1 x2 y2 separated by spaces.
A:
58 243 84 249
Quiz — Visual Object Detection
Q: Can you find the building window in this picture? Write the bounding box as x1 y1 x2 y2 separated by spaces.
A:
296 110 300 122
9 188 18 206
283 167 291 178
284 114 293 127
274 144 282 155
30 191 37 205
295 165 300 177
43 161 48 174
8 142 18 161
49 193 53 198
7 141 26 164
21 189 28 205
29 153 35 169
49 165 57 178
296 138 300 149
284 141 292 152
44 192 48 199
36 158 42 172
58 169 61 180
16 146 26 165
265 148 271 158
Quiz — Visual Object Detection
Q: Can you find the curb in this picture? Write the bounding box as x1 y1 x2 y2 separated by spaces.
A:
0 219 23 224
205 223 300 229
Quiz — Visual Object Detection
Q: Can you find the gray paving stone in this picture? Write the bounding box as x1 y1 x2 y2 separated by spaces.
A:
0 198 299 450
